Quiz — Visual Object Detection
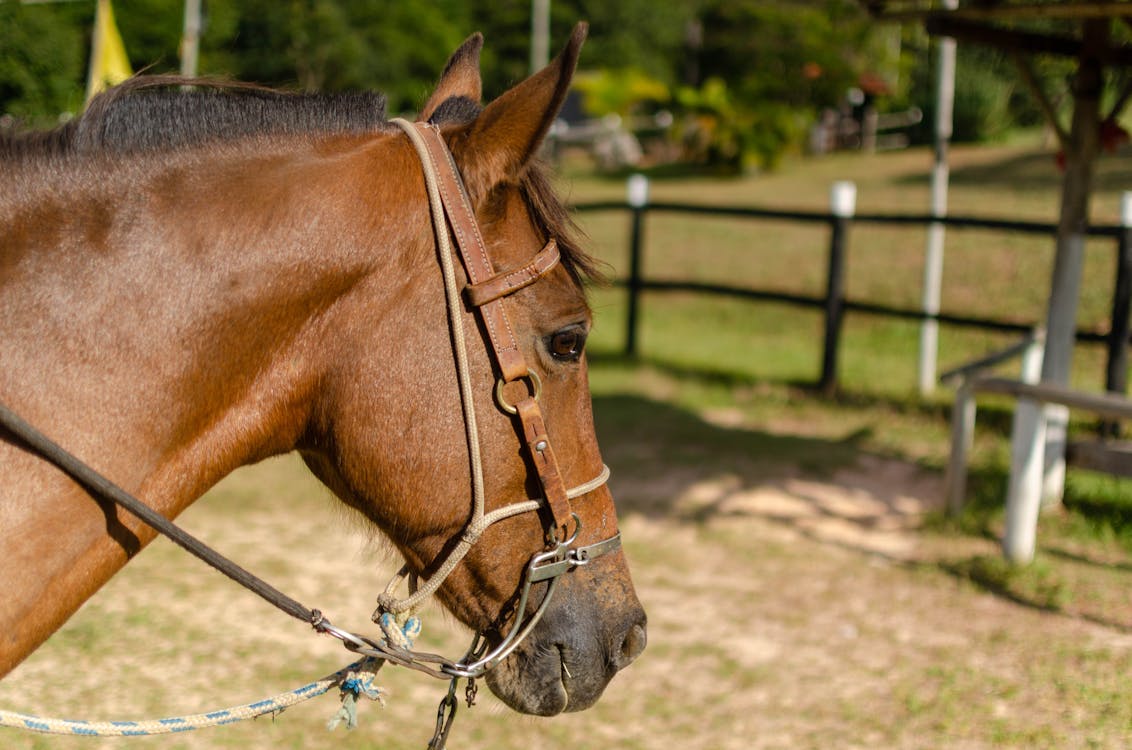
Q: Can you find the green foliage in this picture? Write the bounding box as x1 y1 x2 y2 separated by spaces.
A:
697 0 877 111
674 77 802 171
0 2 87 124
951 57 1013 143
561 0 696 87
688 0 896 168
910 45 1017 144
8 0 1129 165
573 68 669 118
222 1 472 110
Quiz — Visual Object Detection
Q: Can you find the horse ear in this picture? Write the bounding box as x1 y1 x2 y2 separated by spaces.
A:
418 32 484 122
452 22 587 202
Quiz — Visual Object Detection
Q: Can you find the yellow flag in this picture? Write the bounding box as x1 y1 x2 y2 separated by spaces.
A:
85 0 133 102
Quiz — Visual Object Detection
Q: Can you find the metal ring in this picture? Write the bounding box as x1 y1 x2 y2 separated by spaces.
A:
494 371 542 415
550 512 582 547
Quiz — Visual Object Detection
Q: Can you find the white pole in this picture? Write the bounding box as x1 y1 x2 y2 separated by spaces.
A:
530 0 550 75
1040 231 1085 509
1040 22 1106 508
918 0 958 396
830 180 857 219
627 173 650 209
1003 330 1047 564
180 0 202 78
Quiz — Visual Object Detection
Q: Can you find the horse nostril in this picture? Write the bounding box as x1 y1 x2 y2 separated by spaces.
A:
614 620 647 670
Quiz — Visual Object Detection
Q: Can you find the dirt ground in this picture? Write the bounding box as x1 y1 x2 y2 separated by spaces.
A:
1 447 1130 749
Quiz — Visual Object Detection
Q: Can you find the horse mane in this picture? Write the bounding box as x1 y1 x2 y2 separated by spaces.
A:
2 78 601 284
1 76 389 159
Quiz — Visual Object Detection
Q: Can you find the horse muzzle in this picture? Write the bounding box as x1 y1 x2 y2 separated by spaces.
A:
484 560 647 716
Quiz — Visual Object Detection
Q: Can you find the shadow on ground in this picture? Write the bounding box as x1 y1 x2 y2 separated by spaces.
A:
897 146 1132 196
593 392 943 562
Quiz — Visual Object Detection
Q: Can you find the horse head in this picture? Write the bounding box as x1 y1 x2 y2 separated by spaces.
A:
298 25 646 715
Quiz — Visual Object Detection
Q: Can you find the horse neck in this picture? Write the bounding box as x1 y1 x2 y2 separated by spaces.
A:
2 136 413 516
0 135 421 676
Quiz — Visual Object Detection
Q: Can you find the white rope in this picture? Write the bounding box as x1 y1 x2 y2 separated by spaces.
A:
0 658 384 737
377 119 490 616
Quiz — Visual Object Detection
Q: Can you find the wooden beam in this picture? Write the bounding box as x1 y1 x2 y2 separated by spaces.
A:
973 377 1132 420
870 1 1132 23
1066 440 1132 477
923 16 1132 65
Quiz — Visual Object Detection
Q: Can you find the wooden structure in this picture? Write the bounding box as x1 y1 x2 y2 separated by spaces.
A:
866 2 1132 559
576 181 1130 396
944 331 1132 563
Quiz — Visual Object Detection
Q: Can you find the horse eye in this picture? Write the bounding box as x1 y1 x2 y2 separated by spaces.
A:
547 328 586 361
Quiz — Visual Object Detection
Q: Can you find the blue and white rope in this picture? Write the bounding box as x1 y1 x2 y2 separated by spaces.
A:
0 658 380 736
0 616 421 737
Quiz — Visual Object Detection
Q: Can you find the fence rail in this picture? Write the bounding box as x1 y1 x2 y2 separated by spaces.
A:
572 187 1132 395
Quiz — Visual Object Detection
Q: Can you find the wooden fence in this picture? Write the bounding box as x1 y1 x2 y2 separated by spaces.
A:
572 181 1132 396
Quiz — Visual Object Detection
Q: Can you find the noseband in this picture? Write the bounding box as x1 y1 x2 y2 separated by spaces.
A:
375 118 621 678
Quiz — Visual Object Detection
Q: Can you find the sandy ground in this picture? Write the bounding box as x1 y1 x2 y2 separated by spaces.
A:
1 450 1130 749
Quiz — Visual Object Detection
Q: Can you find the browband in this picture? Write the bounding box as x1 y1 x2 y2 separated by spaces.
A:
464 238 560 307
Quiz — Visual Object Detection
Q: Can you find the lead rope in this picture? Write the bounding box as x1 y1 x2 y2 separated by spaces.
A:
0 658 387 737
0 615 430 737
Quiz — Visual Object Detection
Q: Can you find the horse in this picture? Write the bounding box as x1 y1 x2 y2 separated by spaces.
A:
0 23 646 719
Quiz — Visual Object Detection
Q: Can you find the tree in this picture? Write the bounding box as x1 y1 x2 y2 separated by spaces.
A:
697 0 879 112
0 2 88 125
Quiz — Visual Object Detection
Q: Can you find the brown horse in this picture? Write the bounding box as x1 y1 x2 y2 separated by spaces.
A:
0 24 645 718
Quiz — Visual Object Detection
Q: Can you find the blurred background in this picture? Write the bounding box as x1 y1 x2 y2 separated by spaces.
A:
0 0 1069 167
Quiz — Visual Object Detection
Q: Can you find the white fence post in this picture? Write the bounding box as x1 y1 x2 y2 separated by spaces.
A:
1003 329 1047 564
918 0 957 396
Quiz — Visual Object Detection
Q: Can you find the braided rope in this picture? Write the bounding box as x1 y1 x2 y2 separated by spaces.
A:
0 616 429 738
0 660 371 736
376 119 493 617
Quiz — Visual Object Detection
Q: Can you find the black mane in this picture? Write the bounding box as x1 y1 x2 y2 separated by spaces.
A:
2 76 389 158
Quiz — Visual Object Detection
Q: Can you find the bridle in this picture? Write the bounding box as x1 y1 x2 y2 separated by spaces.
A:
373 118 622 679
0 118 620 691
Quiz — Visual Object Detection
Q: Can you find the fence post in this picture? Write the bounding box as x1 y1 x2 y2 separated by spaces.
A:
820 181 856 395
1003 329 1047 564
945 378 976 516
1105 191 1132 399
624 174 649 358
917 0 957 397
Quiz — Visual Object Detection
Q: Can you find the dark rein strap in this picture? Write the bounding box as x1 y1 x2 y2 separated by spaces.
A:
0 401 329 632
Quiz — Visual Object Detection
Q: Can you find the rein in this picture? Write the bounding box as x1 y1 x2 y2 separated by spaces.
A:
0 119 619 745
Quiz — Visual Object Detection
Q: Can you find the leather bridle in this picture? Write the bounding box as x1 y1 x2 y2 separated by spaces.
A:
374 118 621 678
